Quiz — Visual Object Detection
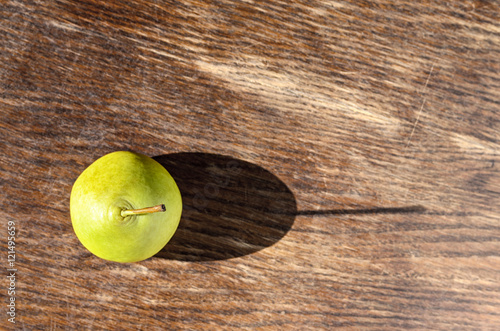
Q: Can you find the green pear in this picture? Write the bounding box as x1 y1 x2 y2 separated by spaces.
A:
70 151 182 262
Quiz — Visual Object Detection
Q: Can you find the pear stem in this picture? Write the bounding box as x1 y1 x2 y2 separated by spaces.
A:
121 204 166 217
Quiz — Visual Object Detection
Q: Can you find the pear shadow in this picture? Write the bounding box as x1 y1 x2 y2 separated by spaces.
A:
153 153 297 261
153 153 428 262
296 206 427 216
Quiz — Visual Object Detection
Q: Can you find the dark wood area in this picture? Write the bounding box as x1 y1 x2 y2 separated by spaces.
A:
1 0 499 329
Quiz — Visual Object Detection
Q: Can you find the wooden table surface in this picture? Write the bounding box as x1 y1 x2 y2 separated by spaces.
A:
1 0 499 330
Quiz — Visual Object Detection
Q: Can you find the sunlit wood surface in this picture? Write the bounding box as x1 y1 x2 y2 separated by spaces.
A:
1 0 499 329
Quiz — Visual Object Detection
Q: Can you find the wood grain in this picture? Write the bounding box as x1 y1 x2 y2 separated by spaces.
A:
1 0 499 329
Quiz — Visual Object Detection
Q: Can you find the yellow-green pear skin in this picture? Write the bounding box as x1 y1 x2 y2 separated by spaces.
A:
70 151 182 263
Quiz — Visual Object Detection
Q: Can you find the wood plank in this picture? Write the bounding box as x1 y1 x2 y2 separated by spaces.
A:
1 0 499 329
